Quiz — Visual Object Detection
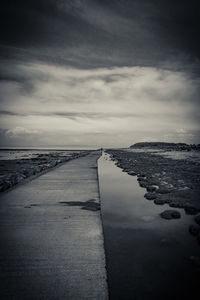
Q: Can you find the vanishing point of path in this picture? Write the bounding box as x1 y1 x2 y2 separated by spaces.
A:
0 151 108 300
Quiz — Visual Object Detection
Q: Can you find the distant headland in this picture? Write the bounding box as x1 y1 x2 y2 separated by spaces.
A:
130 142 200 151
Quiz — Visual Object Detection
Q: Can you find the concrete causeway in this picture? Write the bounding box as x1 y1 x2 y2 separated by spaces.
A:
0 151 108 300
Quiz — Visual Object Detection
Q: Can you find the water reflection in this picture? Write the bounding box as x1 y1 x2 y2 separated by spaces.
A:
98 152 199 300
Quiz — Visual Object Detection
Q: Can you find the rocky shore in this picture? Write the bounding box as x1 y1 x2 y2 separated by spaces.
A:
0 150 90 193
106 146 200 245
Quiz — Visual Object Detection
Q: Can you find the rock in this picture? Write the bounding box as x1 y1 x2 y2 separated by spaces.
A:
137 177 144 181
128 171 137 176
156 187 171 194
144 192 157 200
139 174 146 178
154 198 165 205
147 185 159 192
138 180 147 188
178 186 190 191
189 225 200 236
184 204 199 215
160 181 169 185
160 210 181 220
194 214 200 226
169 202 184 208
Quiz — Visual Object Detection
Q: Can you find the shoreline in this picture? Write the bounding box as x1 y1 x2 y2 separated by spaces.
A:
98 151 200 299
0 150 90 194
106 148 200 245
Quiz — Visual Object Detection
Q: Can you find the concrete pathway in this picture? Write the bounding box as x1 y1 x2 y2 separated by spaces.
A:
0 151 108 300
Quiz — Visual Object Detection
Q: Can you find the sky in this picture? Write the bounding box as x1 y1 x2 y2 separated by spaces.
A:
0 0 200 148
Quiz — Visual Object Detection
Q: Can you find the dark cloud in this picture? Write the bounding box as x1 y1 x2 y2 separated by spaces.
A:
0 0 199 69
0 72 34 94
0 1 199 147
0 110 26 117
0 109 142 120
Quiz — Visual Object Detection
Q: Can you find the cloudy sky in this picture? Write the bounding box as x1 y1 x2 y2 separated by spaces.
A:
0 0 200 148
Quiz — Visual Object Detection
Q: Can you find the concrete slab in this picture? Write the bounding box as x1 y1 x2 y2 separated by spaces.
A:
0 151 108 300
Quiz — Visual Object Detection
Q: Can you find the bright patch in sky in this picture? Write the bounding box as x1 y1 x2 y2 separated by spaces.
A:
0 61 199 147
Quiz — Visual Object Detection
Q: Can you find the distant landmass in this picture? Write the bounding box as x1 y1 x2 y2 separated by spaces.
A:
130 142 200 150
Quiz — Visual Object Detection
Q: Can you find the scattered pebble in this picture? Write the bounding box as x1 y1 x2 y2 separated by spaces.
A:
160 210 181 220
184 204 199 215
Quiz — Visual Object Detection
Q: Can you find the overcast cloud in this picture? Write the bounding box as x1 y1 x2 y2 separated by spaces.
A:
0 60 199 147
0 0 200 147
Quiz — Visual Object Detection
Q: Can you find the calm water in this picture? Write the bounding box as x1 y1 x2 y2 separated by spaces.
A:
98 152 199 300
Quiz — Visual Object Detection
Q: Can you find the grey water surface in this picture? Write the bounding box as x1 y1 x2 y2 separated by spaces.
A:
98 152 199 300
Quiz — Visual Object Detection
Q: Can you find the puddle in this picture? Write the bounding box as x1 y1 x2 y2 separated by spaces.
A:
59 199 100 211
98 152 200 300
